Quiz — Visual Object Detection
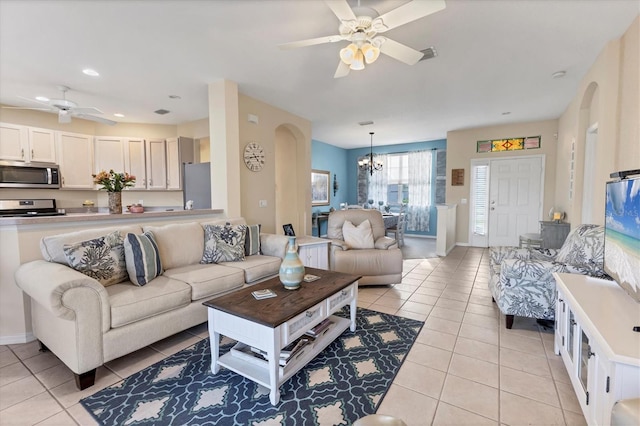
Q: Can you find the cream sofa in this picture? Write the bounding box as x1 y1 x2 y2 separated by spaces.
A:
327 209 403 285
14 217 288 390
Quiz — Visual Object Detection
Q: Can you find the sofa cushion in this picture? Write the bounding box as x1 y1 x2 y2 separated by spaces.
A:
332 248 403 277
124 232 163 286
62 231 128 287
555 224 604 268
201 223 247 263
40 225 143 265
245 224 261 256
143 222 204 270
342 219 375 249
162 264 245 300
106 276 191 328
220 254 281 283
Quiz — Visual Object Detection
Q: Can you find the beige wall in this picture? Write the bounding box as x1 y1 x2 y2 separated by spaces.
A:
446 119 559 244
556 16 639 225
238 94 312 234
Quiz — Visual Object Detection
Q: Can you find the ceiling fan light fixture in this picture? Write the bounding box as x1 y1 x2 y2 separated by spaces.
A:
350 50 365 70
340 43 358 64
361 43 380 64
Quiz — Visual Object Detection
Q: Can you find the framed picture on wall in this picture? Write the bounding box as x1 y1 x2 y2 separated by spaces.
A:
311 169 330 206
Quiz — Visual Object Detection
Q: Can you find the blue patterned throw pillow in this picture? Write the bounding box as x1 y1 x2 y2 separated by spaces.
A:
124 231 163 286
244 224 261 256
63 231 127 286
201 223 247 263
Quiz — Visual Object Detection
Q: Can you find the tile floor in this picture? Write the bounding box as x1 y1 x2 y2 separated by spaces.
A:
0 246 586 425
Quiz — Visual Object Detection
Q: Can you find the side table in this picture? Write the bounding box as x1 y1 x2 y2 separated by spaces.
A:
297 236 329 269
540 221 570 249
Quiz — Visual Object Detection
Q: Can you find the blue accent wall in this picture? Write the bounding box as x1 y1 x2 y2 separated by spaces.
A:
312 138 446 237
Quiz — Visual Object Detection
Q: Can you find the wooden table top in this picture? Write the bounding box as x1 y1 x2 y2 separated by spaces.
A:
203 268 360 328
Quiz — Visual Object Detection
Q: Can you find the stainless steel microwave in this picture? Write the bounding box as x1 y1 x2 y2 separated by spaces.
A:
0 161 61 189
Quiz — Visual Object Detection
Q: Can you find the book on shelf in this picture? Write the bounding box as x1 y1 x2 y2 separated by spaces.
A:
250 335 313 361
231 341 311 369
305 318 334 337
251 289 277 300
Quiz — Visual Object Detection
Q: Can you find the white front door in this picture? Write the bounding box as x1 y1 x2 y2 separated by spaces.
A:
488 156 544 247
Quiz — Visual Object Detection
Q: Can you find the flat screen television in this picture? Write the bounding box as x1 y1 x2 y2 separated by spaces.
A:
604 175 640 303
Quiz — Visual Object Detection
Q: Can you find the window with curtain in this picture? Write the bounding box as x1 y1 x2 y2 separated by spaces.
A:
471 164 489 236
406 150 432 232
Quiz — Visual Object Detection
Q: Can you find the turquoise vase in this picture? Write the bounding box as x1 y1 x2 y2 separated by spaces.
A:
279 236 305 290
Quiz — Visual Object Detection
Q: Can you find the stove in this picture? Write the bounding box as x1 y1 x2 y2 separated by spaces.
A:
0 199 66 218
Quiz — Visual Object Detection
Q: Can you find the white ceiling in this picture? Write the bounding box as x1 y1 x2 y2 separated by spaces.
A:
0 0 637 149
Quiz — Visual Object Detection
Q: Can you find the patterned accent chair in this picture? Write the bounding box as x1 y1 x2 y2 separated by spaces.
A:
489 224 605 329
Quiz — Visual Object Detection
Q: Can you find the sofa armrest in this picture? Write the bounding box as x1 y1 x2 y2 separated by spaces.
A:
530 248 560 262
260 233 290 259
374 236 398 250
15 260 111 333
489 246 531 267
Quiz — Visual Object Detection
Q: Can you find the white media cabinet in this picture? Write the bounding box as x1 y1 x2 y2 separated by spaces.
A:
553 272 640 425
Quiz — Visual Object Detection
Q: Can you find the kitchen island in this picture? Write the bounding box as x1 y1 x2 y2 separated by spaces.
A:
0 208 225 345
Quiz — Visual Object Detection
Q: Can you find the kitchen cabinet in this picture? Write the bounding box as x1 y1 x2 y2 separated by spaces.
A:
554 272 640 425
0 123 56 163
58 132 94 189
146 139 166 190
94 137 125 178
124 138 147 189
297 236 329 269
166 137 195 190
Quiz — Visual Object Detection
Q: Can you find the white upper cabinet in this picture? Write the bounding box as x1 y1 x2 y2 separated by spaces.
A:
0 123 56 163
58 132 94 189
166 136 195 190
124 138 147 190
146 139 167 190
94 137 125 177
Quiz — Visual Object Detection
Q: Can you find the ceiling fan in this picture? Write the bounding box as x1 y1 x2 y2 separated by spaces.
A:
279 0 446 78
3 85 117 125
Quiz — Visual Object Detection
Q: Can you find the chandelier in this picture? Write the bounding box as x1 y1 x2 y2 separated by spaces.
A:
358 132 383 175
339 32 381 71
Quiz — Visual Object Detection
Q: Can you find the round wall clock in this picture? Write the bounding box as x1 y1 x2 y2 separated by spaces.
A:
243 142 265 172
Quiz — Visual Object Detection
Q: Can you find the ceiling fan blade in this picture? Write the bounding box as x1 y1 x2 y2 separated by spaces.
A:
334 61 350 78
379 37 424 65
375 0 446 32
324 0 356 22
71 107 103 114
1 106 51 111
279 34 344 50
73 113 117 126
17 95 52 108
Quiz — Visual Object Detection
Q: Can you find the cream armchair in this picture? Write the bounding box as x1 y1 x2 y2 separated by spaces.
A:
327 210 403 285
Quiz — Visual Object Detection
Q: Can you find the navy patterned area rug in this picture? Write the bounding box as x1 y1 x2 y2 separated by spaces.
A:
80 308 423 426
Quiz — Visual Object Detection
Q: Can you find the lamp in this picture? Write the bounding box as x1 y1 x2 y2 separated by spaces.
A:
358 132 383 176
339 38 380 71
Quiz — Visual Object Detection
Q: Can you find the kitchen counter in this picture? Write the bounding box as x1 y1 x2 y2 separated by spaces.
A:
0 208 224 226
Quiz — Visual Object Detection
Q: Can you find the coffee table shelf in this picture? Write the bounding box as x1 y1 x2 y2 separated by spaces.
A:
217 315 351 388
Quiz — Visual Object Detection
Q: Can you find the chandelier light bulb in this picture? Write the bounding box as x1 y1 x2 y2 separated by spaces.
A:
361 44 380 64
340 44 358 64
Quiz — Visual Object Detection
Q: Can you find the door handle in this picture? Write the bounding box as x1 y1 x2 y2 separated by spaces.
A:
490 207 495 210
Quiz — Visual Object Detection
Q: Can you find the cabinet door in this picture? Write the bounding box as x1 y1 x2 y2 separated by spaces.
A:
124 138 147 189
166 137 181 190
146 139 166 190
58 132 94 188
28 127 56 163
94 137 125 177
0 123 28 161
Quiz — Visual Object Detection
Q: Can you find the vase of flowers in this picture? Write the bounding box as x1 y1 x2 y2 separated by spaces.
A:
92 170 136 214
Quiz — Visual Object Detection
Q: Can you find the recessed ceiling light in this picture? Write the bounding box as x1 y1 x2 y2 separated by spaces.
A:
35 96 49 102
502 112 511 115
358 120 374 126
552 70 566 79
82 68 100 77
113 113 125 118
168 95 181 99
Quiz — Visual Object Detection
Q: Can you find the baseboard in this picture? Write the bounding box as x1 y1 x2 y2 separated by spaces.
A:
404 234 436 239
455 242 470 246
0 332 36 345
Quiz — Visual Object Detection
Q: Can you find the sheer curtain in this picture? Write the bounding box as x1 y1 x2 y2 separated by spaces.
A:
406 150 432 231
366 153 388 207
